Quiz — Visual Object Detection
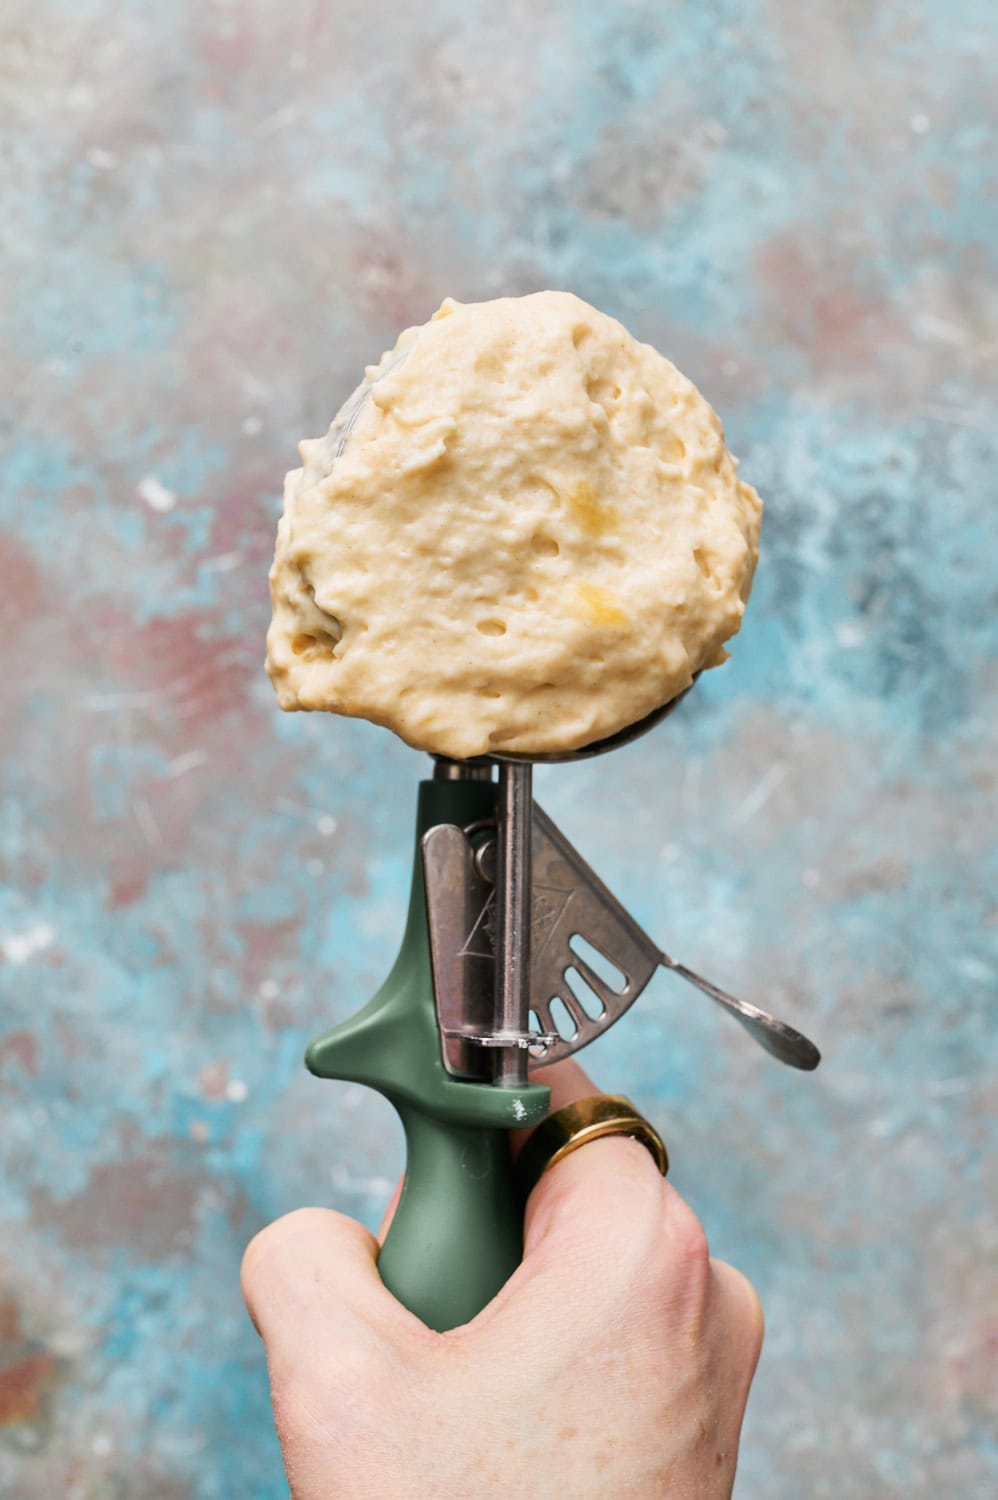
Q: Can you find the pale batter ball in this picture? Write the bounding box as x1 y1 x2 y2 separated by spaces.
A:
267 291 762 758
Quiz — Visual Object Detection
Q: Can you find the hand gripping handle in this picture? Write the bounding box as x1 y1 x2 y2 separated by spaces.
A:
305 777 549 1331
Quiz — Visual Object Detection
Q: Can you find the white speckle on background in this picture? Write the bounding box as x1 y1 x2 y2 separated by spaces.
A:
915 402 991 432
136 474 176 512
802 868 822 889
836 622 864 648
2 923 55 964
914 314 970 347
226 1079 249 1103
242 414 263 436
202 551 244 573
732 762 787 826
331 1163 394 1197
926 1075 975 1098
910 112 931 133
48 1326 92 1359
258 978 280 1000
956 957 993 984
257 103 299 136
165 748 208 778
87 147 117 170
132 797 162 848
91 1434 113 1458
317 814 338 836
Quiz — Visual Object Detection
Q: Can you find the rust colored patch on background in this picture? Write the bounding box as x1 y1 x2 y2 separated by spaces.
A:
197 1060 230 1099
0 1029 39 1075
0 1298 61 1426
0 1301 19 1343
0 530 43 640
31 1145 208 1258
754 229 905 376
0 1350 58 1425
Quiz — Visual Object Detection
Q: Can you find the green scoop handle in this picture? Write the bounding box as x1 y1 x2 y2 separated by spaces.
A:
305 778 550 1332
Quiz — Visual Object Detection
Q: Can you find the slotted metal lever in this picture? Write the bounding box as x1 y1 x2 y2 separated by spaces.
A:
422 805 821 1077
527 805 820 1071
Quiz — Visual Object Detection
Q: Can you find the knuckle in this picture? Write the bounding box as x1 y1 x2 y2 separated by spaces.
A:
241 1207 332 1296
642 1193 712 1314
678 1209 711 1267
666 1192 711 1270
241 1211 292 1280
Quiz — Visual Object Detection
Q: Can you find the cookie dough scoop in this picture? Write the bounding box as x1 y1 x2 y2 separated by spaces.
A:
267 291 763 758
267 295 819 1331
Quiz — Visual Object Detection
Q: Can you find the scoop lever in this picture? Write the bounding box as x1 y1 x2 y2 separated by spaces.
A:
525 804 821 1071
655 953 820 1070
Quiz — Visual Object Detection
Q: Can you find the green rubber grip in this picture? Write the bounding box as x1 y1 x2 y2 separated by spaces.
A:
305 778 550 1331
377 1109 521 1330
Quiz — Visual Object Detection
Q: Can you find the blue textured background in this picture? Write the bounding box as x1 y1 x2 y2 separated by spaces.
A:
1 2 995 1496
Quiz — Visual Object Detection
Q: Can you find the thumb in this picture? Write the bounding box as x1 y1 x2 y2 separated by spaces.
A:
241 1206 408 1374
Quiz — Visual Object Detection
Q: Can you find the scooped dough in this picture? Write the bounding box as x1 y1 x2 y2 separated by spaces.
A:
267 291 762 758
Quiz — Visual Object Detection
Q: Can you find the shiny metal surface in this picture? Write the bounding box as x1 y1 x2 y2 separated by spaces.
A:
493 763 533 1086
656 954 820 1070
421 824 497 1080
527 804 660 1061
432 757 494 782
527 804 820 1070
516 1094 669 1201
431 680 818 1070
422 822 557 1074
484 679 697 766
421 804 819 1072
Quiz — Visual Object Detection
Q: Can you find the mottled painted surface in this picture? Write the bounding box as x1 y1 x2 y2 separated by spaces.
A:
1 1 995 1496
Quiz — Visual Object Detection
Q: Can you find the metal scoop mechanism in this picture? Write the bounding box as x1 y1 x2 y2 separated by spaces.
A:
422 793 820 1079
305 699 820 1332
424 690 819 1087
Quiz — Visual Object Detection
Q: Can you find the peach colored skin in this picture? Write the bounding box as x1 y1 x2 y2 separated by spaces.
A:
242 1059 763 1499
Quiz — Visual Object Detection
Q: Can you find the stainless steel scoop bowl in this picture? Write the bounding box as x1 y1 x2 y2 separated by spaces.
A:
486 680 698 765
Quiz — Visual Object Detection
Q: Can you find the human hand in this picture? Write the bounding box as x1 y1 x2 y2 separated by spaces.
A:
241 1060 764 1499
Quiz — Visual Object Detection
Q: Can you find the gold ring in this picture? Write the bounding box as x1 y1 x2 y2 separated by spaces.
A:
517 1094 668 1202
